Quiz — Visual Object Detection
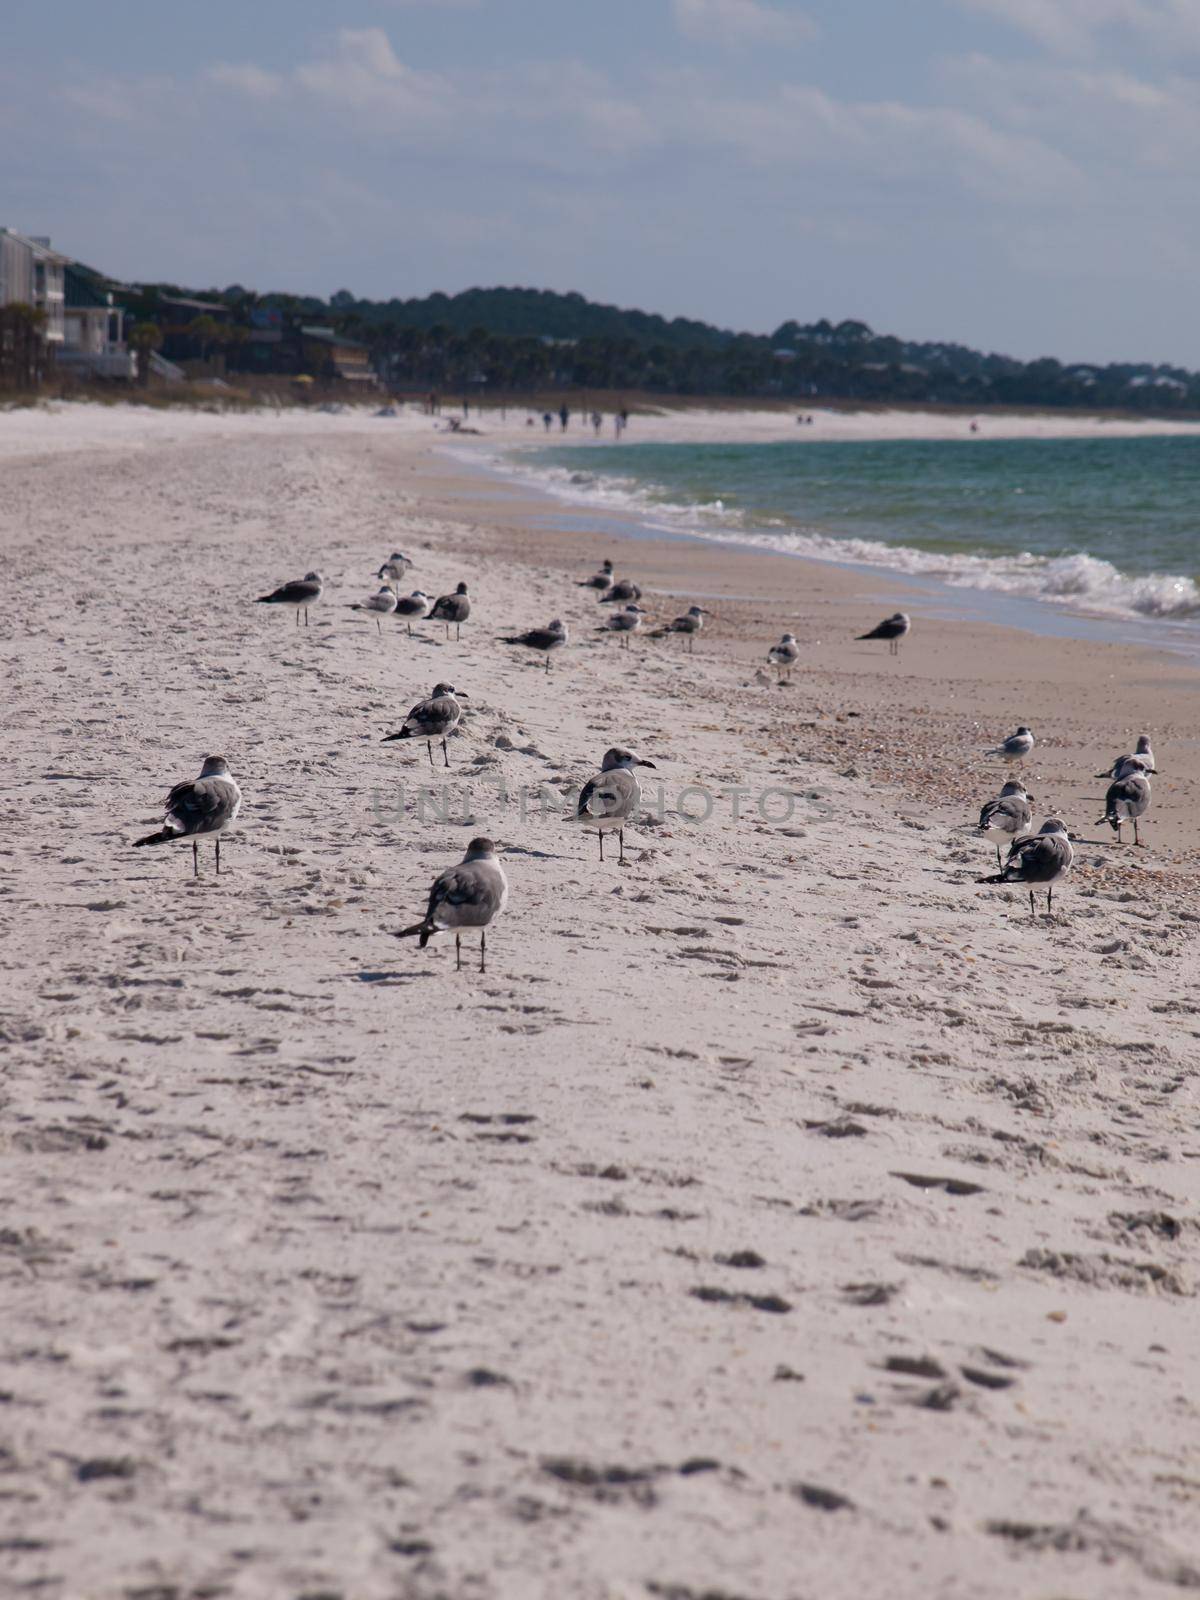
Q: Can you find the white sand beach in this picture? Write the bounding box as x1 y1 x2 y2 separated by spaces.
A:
2 403 1199 1599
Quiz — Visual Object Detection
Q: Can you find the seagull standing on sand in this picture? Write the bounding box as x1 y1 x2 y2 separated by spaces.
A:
977 780 1034 868
1098 771 1151 846
579 560 615 590
429 581 470 640
571 746 657 864
382 682 466 767
500 618 568 670
257 571 323 626
986 726 1035 761
857 612 910 655
346 585 398 635
767 632 800 682
394 837 507 973
597 604 647 648
977 818 1073 918
1098 735 1157 778
133 755 242 877
653 605 709 652
600 579 643 605
393 590 432 635
378 551 416 582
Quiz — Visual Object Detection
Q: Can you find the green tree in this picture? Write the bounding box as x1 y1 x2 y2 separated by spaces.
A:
130 321 163 387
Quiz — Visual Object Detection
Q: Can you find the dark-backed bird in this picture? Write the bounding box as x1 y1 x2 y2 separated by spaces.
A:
393 590 432 635
986 726 1035 761
600 579 642 605
767 632 800 682
382 682 466 766
257 571 323 626
579 560 615 590
133 755 242 877
429 581 470 639
597 604 646 648
1097 735 1156 779
652 605 708 651
571 746 656 864
857 612 910 655
977 818 1073 918
500 618 568 670
1098 771 1151 846
346 585 397 635
977 780 1033 868
378 551 416 582
393 837 508 972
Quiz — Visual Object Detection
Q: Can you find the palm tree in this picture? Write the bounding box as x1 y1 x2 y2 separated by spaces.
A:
129 321 163 386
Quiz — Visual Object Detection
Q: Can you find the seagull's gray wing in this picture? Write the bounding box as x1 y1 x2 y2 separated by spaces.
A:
165 777 239 836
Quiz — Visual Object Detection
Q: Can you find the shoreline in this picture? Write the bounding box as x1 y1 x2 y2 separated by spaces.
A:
3 408 1199 1598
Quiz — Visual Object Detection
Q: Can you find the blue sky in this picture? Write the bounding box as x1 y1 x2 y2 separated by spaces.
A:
3 0 1198 364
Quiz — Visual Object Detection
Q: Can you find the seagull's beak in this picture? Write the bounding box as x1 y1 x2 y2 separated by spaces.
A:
637 759 657 769
457 690 470 698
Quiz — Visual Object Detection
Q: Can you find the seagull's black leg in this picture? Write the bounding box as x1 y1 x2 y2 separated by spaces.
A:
442 738 449 767
304 606 309 627
193 839 199 878
480 929 486 974
1134 818 1142 846
1047 886 1053 916
295 608 300 627
455 932 462 971
456 623 461 641
376 617 382 636
1028 889 1035 919
216 837 221 875
996 843 1002 869
618 828 626 865
599 830 604 862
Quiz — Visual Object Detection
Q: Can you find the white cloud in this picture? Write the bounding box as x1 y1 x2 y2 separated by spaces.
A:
207 63 283 100
956 0 1200 57
672 0 816 47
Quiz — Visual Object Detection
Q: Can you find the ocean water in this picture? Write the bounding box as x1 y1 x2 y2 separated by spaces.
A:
505 435 1200 630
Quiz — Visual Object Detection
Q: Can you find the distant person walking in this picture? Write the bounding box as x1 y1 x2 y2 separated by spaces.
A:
559 403 570 431
542 412 553 432
591 410 602 435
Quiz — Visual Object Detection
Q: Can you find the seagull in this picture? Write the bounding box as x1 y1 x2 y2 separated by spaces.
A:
597 604 647 649
1097 735 1157 779
600 579 643 605
986 726 1035 761
346 585 398 635
429 581 470 640
857 612 910 655
378 551 416 583
382 682 466 767
579 560 615 590
767 632 800 682
570 746 657 864
393 837 507 973
500 618 568 670
393 590 433 635
977 818 1073 918
256 571 323 626
977 780 1034 868
133 755 242 877
1097 771 1151 846
652 605 709 652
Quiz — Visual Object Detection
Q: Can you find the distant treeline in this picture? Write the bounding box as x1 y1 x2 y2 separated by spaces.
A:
113 277 1200 410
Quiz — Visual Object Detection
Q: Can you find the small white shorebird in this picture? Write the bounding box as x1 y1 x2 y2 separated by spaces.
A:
767 632 800 682
378 551 416 583
500 618 568 671
394 836 507 973
978 818 1073 918
599 579 643 605
597 604 647 648
857 612 910 655
134 755 242 877
346 585 398 635
653 605 709 652
256 571 323 626
1097 735 1156 779
986 726 1035 761
579 559 615 591
429 581 470 640
393 590 433 635
571 746 657 864
977 780 1034 868
382 682 466 767
1098 771 1151 846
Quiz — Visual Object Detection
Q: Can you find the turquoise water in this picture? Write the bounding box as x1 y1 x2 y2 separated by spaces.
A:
511 436 1200 626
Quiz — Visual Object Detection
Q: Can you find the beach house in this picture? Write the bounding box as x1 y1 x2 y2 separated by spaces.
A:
0 228 67 345
59 265 136 379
